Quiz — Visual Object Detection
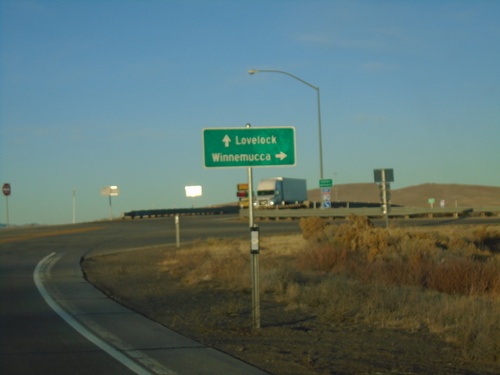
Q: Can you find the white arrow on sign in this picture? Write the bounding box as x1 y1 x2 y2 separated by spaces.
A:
222 135 231 147
275 151 287 160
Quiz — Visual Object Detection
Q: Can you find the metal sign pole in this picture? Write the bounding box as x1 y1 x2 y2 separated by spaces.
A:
246 123 260 329
101 186 119 221
4 195 9 227
109 195 113 220
374 169 393 230
250 221 260 330
175 214 180 248
381 170 389 229
72 188 76 224
2 183 11 226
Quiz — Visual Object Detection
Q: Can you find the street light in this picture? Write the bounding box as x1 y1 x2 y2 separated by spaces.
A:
248 68 324 180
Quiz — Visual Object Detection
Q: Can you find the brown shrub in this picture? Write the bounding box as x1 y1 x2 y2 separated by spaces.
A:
330 215 375 251
299 217 327 240
359 229 390 261
296 243 345 273
428 257 500 296
346 214 375 229
471 226 500 253
297 217 500 298
204 253 249 287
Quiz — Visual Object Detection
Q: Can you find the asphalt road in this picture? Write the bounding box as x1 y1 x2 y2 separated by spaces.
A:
0 215 299 375
1 214 498 374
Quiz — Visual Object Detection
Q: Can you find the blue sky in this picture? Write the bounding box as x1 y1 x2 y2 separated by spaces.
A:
1 0 499 225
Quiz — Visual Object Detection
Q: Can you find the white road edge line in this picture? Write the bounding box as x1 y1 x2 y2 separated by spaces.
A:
33 252 176 375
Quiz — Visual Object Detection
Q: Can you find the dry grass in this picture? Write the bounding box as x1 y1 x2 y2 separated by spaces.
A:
156 216 500 364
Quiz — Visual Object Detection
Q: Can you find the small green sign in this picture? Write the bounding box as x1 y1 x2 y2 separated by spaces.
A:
319 179 333 188
203 127 296 168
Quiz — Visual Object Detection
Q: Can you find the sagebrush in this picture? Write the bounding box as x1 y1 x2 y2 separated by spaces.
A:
160 216 500 363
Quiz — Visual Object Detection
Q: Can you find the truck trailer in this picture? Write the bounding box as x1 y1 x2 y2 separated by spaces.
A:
254 177 307 207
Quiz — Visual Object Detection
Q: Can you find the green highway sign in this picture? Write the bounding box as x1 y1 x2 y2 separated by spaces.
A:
203 127 296 168
319 179 333 188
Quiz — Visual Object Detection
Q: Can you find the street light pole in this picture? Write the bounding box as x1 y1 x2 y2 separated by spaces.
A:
72 188 76 224
248 69 324 180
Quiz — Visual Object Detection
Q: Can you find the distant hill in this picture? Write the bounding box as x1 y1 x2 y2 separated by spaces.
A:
308 183 500 208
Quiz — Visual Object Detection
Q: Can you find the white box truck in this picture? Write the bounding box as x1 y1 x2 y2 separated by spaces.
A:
254 177 307 207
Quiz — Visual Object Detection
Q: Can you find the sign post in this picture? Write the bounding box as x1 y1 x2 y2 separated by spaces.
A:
428 198 435 208
203 125 297 329
374 169 394 228
72 188 76 224
2 183 11 226
319 179 333 208
175 214 180 248
243 123 260 329
101 186 120 220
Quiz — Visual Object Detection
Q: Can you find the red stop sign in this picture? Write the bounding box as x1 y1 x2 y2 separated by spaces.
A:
2 183 11 196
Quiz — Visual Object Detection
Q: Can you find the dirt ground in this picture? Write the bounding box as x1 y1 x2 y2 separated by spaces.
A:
82 247 499 375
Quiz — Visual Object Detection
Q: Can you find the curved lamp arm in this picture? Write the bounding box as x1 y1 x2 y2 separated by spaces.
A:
248 68 324 180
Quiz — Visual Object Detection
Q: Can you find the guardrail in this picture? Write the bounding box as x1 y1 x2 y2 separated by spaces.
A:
240 206 500 220
122 205 500 220
123 205 239 219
